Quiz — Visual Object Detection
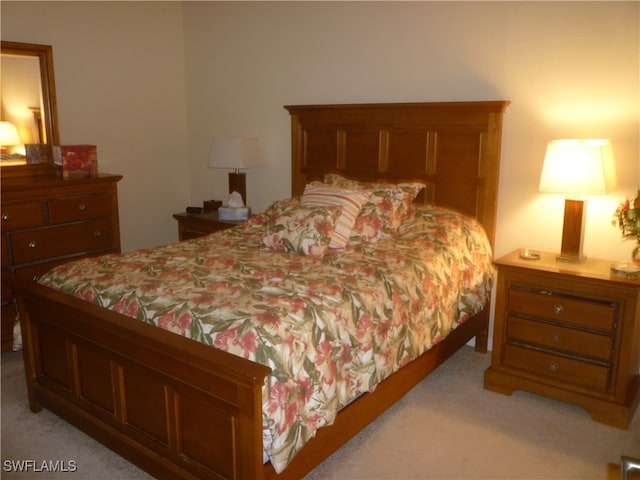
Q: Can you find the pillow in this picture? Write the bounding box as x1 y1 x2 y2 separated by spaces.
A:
324 173 425 199
323 174 425 242
253 197 301 226
261 204 341 257
300 183 371 249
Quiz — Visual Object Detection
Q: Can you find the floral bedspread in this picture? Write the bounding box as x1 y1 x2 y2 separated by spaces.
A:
38 205 494 473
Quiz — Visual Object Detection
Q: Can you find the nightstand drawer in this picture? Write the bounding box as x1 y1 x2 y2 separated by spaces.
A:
509 288 616 331
11 219 114 263
507 316 614 361
1 201 45 231
173 212 247 241
503 344 611 392
48 193 111 224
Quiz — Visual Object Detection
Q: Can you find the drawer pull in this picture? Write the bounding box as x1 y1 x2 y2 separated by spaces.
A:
78 203 87 211
553 304 564 315
28 241 37 249
548 362 559 372
1 214 8 221
551 333 561 343
93 230 102 238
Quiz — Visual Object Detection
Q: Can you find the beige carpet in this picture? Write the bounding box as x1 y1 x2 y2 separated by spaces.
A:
2 346 638 479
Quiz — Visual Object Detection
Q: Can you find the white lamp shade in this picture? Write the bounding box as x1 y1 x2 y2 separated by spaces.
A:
539 139 617 195
0 121 22 147
208 136 263 170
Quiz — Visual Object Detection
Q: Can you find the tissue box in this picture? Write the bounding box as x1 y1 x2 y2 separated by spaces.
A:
54 145 98 178
218 207 249 220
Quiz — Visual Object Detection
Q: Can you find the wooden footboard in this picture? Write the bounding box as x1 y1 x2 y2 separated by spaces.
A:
14 278 270 480
14 278 488 480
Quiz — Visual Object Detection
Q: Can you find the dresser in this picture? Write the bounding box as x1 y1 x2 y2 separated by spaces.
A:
173 211 248 240
484 250 640 429
1 174 122 352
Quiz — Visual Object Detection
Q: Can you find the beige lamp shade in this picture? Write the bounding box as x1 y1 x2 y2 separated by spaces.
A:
208 136 263 172
539 139 617 195
0 121 22 147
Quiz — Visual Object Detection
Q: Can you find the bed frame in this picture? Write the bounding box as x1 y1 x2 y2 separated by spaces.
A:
13 101 509 480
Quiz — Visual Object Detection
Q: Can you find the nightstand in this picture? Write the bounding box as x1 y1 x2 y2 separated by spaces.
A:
484 249 640 429
173 212 247 240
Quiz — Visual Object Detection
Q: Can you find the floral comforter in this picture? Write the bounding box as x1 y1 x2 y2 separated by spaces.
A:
39 205 494 473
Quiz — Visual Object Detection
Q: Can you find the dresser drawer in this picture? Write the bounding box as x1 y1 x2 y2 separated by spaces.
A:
503 344 611 392
1 235 8 267
1 201 45 231
509 288 616 331
48 193 112 224
10 219 114 264
15 259 77 283
507 316 614 362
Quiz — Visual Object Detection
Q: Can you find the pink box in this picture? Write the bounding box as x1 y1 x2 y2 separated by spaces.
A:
56 145 98 178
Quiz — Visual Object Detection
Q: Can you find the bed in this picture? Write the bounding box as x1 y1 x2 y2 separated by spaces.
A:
13 100 509 480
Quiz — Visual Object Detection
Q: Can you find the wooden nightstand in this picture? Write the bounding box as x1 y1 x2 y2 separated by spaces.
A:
484 249 640 429
173 212 247 240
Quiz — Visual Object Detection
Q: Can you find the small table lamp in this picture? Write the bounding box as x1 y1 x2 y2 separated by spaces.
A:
539 138 617 262
208 136 263 206
0 121 22 154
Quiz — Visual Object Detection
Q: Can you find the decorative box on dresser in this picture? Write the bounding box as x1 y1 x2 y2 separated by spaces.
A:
1 174 122 352
484 249 640 429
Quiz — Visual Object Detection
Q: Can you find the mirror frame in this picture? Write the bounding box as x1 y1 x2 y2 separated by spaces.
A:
1 40 60 177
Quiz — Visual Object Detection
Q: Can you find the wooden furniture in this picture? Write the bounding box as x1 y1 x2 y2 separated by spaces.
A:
1 174 122 352
484 249 640 429
1 41 60 178
13 101 509 480
173 211 247 240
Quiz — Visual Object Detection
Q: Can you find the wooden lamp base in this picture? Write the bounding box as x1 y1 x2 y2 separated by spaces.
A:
557 198 586 262
228 171 246 205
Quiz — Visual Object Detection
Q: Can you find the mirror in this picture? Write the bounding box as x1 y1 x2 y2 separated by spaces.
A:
1 41 59 177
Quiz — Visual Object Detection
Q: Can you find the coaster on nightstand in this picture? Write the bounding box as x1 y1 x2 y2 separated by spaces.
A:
610 263 640 279
518 249 541 260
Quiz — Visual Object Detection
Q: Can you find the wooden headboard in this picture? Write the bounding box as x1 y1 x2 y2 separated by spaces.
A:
284 101 509 249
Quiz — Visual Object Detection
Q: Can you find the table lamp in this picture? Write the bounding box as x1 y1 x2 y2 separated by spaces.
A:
539 138 617 262
208 136 263 206
0 121 22 154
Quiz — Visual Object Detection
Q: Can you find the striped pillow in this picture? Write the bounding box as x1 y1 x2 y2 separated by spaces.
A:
301 183 371 248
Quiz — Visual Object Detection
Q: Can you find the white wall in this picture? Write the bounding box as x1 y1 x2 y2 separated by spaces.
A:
1 1 191 252
183 1 639 262
2 1 638 263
